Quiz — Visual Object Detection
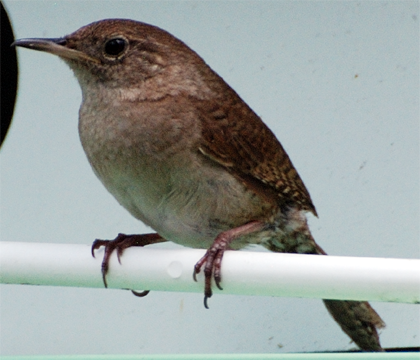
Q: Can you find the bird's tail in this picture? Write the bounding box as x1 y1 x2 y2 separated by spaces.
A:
313 242 385 351
266 235 385 351
323 298 385 351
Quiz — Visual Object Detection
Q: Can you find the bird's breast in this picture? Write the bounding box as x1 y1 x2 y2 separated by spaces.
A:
77 92 277 249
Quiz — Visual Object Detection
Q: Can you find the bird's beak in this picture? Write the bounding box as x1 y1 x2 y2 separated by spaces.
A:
12 37 99 63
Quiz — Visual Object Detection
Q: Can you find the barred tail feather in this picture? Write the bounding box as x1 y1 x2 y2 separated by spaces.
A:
313 244 385 351
323 299 385 351
266 234 385 351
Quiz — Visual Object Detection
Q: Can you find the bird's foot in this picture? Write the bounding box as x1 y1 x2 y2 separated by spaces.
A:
193 233 228 309
91 233 165 291
193 221 264 309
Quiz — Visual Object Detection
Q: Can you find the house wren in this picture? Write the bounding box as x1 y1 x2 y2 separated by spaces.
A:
13 19 385 351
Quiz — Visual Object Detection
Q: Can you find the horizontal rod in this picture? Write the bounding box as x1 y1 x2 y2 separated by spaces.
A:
0 241 419 303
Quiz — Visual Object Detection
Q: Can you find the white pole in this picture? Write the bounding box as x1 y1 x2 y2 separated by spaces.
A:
0 241 419 303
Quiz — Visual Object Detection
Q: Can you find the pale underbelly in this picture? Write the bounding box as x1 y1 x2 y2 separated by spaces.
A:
101 167 274 249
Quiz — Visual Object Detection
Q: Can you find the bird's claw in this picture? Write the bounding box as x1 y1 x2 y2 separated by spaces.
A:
193 238 228 309
91 233 164 292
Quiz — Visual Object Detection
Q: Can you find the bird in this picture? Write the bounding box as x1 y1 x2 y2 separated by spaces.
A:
13 19 385 351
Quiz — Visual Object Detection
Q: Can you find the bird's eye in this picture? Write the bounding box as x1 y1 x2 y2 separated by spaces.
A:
104 37 128 58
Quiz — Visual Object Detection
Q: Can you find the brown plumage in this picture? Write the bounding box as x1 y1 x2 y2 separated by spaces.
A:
197 96 317 216
14 19 384 351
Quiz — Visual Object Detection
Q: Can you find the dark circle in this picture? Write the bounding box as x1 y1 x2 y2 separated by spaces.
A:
104 38 127 57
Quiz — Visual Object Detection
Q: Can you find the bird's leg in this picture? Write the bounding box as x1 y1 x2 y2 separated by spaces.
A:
193 220 265 308
91 233 167 294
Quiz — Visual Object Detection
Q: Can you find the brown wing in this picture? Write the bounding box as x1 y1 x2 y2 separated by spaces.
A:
197 93 317 216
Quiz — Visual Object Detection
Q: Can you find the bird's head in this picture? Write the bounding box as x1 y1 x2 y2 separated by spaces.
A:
13 19 211 97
